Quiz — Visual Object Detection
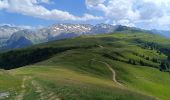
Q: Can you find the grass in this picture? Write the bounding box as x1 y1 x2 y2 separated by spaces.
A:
0 31 170 99
0 70 22 100
9 65 154 100
107 60 170 100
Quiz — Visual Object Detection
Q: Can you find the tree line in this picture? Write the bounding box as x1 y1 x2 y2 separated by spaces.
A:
0 45 97 70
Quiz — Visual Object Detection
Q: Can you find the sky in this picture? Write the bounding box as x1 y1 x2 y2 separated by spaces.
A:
0 0 170 30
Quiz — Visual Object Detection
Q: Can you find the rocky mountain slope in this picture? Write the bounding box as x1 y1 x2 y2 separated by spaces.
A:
0 25 22 47
0 23 154 49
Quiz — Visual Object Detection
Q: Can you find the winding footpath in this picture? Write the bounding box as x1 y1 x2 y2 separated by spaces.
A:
92 59 123 87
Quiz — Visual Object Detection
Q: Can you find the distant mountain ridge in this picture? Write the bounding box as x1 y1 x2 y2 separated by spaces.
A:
151 29 170 38
0 25 22 47
0 24 128 49
0 23 167 49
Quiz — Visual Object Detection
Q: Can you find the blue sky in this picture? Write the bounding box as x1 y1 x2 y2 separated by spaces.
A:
0 0 96 27
0 0 170 30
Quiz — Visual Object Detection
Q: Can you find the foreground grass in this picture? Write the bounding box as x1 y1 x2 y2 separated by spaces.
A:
8 65 154 100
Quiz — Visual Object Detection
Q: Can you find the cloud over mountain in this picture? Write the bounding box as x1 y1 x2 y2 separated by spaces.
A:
0 0 102 21
1 0 170 30
86 0 170 30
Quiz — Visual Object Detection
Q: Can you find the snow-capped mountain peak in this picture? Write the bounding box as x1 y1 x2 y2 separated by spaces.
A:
1 23 139 49
46 24 92 37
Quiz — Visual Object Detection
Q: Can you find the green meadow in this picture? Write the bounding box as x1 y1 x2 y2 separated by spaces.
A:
0 32 170 100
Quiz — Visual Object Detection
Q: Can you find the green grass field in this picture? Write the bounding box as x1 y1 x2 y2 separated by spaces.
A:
0 32 170 100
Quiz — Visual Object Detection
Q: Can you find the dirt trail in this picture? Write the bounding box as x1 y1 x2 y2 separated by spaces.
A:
31 80 46 100
31 80 61 100
92 59 123 86
48 92 61 100
99 61 123 86
15 76 31 100
15 76 60 100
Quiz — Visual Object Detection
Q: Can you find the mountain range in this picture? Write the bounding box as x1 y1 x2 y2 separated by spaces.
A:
151 29 170 38
0 23 169 49
0 25 22 47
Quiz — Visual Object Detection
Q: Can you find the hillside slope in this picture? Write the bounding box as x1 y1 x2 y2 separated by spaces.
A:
0 32 170 100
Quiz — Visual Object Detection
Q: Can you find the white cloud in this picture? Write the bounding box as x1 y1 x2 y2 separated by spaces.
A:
0 0 8 9
1 0 170 30
0 0 102 21
0 23 35 29
86 0 140 26
86 0 105 8
86 0 170 29
39 0 50 4
115 20 135 27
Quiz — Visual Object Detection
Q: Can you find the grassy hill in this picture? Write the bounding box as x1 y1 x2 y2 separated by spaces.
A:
0 32 170 100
